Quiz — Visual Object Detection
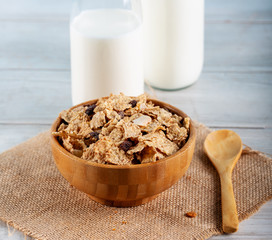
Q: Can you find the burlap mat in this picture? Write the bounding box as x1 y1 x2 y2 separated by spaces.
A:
0 123 271 240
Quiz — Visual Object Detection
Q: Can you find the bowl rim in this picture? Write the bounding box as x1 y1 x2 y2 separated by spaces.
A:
51 98 196 169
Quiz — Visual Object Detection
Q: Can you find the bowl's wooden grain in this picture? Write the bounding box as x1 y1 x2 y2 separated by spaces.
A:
51 98 196 207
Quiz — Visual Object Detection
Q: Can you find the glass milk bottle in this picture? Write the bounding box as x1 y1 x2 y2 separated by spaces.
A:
70 0 144 105
142 0 204 89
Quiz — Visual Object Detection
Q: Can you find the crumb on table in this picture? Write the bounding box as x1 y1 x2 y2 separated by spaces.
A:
185 211 197 218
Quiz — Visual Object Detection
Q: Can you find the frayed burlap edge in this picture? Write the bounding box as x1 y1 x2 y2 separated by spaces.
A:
1 218 44 240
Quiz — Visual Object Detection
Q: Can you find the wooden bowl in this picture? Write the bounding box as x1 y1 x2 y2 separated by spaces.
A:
51 99 196 207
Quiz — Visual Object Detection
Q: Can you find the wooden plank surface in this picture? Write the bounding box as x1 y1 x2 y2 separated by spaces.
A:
1 20 272 72
205 0 272 22
1 0 272 21
0 0 271 239
0 71 271 129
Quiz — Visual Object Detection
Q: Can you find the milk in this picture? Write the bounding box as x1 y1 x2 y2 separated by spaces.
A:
70 9 144 105
142 0 204 89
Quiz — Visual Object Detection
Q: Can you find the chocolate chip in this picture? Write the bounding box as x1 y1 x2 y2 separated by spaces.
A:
58 137 63 145
119 140 133 152
129 100 137 108
117 111 125 119
132 158 141 165
84 131 99 146
89 131 99 141
61 119 68 125
85 104 96 116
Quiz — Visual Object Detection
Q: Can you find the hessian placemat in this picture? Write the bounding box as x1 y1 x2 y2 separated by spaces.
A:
0 122 271 240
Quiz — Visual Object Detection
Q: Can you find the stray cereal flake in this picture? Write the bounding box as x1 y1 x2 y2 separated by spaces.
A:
185 211 197 218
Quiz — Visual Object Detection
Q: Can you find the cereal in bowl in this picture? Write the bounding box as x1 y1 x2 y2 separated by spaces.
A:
52 93 190 165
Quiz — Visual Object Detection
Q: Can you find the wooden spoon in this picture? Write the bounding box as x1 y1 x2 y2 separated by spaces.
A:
204 129 242 233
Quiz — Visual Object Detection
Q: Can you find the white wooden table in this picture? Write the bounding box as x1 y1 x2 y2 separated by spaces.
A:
0 0 271 239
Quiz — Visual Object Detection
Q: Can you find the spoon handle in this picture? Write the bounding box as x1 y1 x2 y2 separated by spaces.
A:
220 172 239 233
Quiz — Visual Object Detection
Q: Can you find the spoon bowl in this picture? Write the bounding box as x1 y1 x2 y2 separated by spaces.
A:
204 130 242 172
204 130 243 233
